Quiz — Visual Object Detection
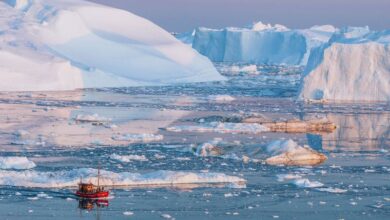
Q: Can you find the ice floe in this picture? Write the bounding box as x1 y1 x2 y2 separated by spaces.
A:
293 178 324 188
166 122 269 134
195 142 223 157
277 174 324 188
0 168 246 188
265 139 327 166
110 154 149 162
111 134 164 143
207 95 236 102
74 113 111 123
0 156 36 170
317 187 348 193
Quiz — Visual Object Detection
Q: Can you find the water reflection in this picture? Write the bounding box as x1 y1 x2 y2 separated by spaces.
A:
307 113 390 151
78 198 109 210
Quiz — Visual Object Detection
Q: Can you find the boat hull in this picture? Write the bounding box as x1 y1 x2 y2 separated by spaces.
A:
75 191 109 198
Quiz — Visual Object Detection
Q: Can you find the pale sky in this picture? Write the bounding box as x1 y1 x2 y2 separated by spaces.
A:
88 0 390 32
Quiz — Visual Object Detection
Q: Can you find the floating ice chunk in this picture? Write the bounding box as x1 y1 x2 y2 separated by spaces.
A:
265 139 327 166
166 122 269 134
317 187 347 193
0 168 246 188
74 114 111 123
161 214 173 219
207 95 236 102
293 178 324 188
0 157 36 170
110 154 148 162
123 211 134 216
222 65 259 75
276 174 302 182
112 134 164 143
195 143 223 157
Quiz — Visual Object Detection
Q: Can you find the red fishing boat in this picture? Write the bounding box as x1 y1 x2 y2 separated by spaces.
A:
75 168 109 198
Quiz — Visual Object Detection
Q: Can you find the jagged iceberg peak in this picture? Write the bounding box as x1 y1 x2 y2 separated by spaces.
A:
300 26 390 102
329 26 390 44
251 21 289 32
0 0 224 91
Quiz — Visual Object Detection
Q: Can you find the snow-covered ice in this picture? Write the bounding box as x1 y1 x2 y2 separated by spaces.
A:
300 26 390 101
0 0 224 91
0 157 36 170
0 168 245 188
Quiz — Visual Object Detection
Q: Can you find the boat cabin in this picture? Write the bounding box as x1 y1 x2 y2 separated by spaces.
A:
78 182 105 194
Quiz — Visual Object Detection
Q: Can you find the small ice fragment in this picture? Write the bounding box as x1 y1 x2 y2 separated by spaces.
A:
293 178 324 188
75 114 111 123
276 174 302 182
110 154 148 162
161 214 173 219
123 211 134 216
207 95 236 102
317 188 347 193
224 193 233 198
112 133 163 143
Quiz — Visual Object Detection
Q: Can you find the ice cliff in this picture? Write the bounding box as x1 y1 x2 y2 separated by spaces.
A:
184 22 337 65
300 27 390 101
0 0 224 91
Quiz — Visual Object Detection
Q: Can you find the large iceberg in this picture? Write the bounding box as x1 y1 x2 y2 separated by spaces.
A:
300 27 390 101
185 22 337 65
0 0 224 91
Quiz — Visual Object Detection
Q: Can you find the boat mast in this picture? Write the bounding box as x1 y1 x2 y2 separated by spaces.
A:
97 164 100 188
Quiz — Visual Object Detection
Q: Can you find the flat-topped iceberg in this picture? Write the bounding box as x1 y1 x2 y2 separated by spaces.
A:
300 27 390 101
0 0 224 91
181 22 337 65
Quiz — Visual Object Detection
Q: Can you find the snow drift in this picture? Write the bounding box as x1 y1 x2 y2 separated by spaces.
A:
300 27 390 101
185 22 337 65
0 0 224 91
